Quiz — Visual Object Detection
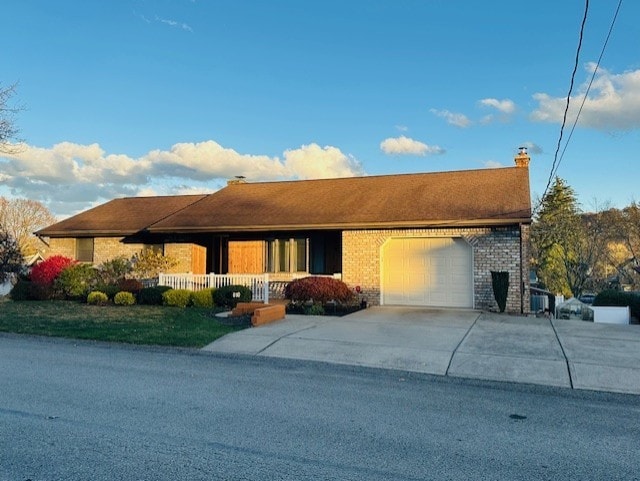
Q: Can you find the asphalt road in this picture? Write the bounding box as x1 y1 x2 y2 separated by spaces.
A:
1 335 639 481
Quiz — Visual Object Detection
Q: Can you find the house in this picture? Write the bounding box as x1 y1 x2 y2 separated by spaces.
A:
36 151 532 312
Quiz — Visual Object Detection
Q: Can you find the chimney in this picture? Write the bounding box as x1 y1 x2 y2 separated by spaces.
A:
514 146 530 168
227 175 247 186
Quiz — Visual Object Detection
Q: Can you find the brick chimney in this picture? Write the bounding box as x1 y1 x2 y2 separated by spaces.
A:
514 146 530 168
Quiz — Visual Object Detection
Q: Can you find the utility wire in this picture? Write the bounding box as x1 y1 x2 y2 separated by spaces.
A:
536 0 590 215
555 0 623 177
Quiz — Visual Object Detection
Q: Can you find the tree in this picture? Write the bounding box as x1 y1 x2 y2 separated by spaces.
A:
531 177 606 298
131 249 178 279
0 232 24 283
0 197 56 256
0 83 22 153
594 203 640 290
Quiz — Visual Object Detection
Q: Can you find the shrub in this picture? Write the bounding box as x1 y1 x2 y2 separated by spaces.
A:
594 290 640 320
191 288 215 308
131 249 178 279
114 291 136 306
9 279 32 301
162 289 192 308
97 257 133 285
31 283 57 300
87 291 109 306
96 284 121 300
284 277 354 304
30 255 76 287
117 278 143 295
491 271 509 313
305 303 325 316
138 285 172 305
213 284 252 309
55 263 98 299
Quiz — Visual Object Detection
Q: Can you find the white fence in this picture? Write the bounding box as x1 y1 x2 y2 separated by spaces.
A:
158 273 270 303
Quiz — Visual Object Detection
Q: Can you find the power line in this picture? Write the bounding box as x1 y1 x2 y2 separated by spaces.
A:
536 0 590 215
555 0 624 176
536 0 624 216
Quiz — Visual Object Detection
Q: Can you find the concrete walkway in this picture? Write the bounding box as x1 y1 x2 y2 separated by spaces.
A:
202 307 640 395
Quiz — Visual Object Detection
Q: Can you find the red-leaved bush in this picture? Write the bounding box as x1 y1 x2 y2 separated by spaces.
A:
30 255 76 286
284 276 354 304
117 278 144 295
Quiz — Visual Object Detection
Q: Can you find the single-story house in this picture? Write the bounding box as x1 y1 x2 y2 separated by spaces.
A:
36 151 532 312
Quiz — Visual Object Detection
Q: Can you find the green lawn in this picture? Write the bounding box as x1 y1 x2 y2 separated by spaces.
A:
0 300 241 347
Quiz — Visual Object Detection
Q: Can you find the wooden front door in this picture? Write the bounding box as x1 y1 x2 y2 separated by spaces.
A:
228 241 265 274
191 244 207 275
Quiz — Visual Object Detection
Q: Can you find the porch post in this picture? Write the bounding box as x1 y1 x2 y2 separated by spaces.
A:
263 273 269 304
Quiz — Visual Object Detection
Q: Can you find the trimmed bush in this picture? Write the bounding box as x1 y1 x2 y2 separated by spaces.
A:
117 278 143 295
191 288 215 308
9 279 33 301
114 291 136 306
284 277 354 304
213 285 252 309
138 285 172 305
30 255 76 287
491 271 509 313
594 290 640 320
55 263 98 299
162 289 192 308
87 291 109 306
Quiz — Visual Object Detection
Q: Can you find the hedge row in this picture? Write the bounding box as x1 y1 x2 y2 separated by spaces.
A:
593 290 640 320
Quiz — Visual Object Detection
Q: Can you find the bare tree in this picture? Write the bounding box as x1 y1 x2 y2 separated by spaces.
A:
0 83 22 153
0 197 56 256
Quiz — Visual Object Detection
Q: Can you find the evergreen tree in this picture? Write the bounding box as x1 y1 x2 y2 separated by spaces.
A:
532 177 603 298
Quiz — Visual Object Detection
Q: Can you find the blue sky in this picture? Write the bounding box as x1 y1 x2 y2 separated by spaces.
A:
1 0 639 218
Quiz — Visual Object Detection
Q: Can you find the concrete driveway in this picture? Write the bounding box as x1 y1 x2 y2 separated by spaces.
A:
203 306 640 395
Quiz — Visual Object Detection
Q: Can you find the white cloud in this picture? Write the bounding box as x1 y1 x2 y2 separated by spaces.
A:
429 109 472 128
146 140 287 180
531 64 640 130
484 160 504 168
283 143 363 179
0 140 363 216
479 98 516 114
395 125 409 132
380 136 445 156
156 16 193 32
521 141 543 155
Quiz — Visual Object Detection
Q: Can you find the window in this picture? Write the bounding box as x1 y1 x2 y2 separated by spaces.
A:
265 238 308 273
143 244 164 255
76 238 94 263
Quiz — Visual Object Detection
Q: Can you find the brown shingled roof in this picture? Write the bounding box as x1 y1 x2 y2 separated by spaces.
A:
36 194 208 237
149 167 531 233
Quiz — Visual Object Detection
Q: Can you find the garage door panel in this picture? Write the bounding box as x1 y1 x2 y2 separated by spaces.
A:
383 237 472 308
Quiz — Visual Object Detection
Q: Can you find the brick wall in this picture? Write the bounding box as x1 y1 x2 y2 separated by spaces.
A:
47 238 75 259
342 225 530 313
46 237 195 275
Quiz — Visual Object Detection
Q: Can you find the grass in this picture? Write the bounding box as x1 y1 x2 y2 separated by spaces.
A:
0 299 242 348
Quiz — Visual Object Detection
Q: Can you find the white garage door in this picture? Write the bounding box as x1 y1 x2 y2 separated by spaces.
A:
382 237 473 308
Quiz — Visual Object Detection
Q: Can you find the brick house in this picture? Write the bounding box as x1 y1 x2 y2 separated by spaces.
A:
37 152 532 312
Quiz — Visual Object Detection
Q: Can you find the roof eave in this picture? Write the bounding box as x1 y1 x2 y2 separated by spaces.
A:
147 217 532 234
35 229 141 238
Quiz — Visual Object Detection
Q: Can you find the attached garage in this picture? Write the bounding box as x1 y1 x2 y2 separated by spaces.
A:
382 237 473 308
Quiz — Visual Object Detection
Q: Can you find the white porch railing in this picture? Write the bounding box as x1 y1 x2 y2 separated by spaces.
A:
156 272 343 304
158 273 270 303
